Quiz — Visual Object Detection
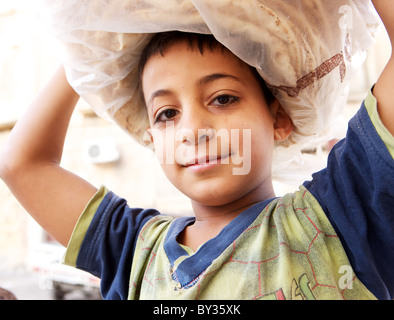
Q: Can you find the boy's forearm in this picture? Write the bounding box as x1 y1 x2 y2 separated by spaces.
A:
0 66 78 173
0 66 98 247
372 0 394 48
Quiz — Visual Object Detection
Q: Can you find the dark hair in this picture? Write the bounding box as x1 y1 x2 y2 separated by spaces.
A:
138 31 275 106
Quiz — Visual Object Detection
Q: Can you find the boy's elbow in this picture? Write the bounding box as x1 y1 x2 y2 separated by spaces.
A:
0 161 9 182
0 148 9 180
0 150 17 184
0 147 30 185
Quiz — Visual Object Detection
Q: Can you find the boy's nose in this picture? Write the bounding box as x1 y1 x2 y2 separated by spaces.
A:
177 110 214 145
179 127 215 145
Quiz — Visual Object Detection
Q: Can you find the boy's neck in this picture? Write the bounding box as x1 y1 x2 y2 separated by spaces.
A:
179 183 275 251
191 184 275 224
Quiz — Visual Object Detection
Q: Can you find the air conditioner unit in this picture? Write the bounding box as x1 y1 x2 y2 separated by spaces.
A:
83 138 120 164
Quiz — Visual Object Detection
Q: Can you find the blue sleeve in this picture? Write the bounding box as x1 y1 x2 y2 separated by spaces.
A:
75 191 161 300
303 102 394 300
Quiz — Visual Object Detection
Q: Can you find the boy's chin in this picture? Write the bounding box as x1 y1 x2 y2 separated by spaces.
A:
190 196 231 207
185 184 244 208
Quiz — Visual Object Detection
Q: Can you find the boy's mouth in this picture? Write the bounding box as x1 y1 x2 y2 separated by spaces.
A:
182 153 231 167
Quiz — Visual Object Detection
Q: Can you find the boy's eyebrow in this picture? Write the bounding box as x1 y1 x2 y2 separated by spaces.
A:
199 73 245 86
147 89 174 107
147 73 244 107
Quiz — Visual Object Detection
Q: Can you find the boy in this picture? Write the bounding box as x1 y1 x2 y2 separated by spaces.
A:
0 1 393 299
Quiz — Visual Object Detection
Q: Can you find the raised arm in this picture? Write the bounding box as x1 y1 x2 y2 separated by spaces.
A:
0 66 98 246
371 0 394 136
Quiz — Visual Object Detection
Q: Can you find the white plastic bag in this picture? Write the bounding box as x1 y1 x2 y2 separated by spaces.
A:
39 0 380 182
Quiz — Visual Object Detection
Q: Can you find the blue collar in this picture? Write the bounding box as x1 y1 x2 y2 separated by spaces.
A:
164 198 274 288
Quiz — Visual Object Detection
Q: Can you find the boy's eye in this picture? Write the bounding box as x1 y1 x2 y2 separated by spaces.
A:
211 94 239 106
155 108 179 123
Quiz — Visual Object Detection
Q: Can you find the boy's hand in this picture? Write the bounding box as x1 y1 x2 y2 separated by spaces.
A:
371 0 394 136
0 66 97 246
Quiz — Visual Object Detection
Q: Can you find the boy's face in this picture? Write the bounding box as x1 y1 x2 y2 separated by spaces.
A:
142 42 288 207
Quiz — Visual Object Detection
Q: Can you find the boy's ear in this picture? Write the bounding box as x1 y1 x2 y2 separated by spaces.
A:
271 99 293 141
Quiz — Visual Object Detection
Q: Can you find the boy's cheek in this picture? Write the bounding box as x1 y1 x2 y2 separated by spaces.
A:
154 138 177 165
147 124 176 165
231 129 252 176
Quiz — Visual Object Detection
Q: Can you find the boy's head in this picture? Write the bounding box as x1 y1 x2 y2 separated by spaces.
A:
138 31 293 206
